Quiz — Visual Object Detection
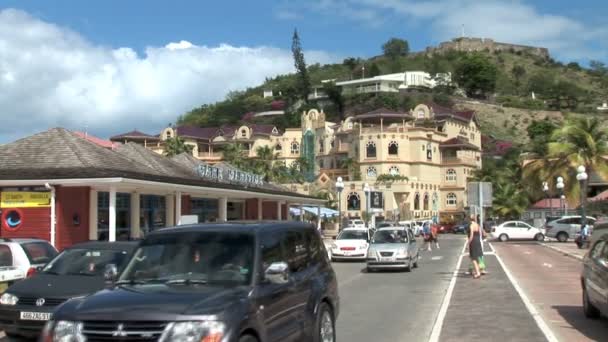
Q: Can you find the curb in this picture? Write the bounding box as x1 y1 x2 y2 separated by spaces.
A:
538 242 584 261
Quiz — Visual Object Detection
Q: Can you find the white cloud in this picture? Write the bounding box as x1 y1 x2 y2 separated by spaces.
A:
294 0 608 60
0 9 336 143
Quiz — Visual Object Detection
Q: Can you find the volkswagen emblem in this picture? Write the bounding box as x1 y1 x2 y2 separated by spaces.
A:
35 298 45 307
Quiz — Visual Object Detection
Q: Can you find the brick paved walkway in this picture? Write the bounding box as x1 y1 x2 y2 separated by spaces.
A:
439 255 547 342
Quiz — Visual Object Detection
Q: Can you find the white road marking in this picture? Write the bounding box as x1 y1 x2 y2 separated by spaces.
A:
542 262 553 268
431 256 443 260
524 251 532 255
428 240 467 342
490 242 559 342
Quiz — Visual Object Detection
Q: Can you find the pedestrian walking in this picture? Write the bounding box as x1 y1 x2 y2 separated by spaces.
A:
467 214 483 279
423 222 432 251
430 223 440 250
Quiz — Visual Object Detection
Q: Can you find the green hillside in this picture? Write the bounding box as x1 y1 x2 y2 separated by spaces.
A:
178 41 608 144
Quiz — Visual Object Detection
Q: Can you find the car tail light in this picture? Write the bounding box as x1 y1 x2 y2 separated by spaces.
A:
26 267 36 278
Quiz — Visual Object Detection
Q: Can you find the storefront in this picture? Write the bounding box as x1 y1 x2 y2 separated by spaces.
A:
0 128 324 250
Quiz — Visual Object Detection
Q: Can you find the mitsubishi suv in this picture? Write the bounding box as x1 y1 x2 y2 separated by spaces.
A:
41 222 339 342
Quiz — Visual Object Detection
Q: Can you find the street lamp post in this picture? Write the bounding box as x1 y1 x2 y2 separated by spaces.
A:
335 177 344 231
576 166 588 227
542 181 550 218
556 177 565 216
363 183 370 228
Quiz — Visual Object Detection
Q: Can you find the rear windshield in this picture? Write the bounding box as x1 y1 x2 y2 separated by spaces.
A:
21 242 58 265
372 230 409 244
42 248 131 276
0 245 12 267
338 230 368 240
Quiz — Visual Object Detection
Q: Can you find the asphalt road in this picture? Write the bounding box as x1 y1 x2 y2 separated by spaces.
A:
332 234 465 342
494 241 608 342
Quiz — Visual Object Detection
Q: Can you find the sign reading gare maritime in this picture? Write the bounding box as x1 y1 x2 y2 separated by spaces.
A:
195 164 264 187
1 192 51 208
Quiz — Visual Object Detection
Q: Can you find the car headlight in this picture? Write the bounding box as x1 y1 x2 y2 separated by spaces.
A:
0 293 18 306
161 321 225 342
330 243 337 249
53 320 85 342
396 248 407 256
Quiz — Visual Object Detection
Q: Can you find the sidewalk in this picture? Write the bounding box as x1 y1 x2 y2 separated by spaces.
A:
439 255 547 342
539 241 587 261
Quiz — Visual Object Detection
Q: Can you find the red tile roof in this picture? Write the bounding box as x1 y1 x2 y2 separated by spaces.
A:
589 190 608 202
439 137 480 150
74 131 119 149
531 198 573 209
250 124 280 135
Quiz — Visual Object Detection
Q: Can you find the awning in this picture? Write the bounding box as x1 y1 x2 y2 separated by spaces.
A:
289 206 339 217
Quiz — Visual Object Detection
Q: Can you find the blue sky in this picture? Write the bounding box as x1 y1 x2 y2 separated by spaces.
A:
0 0 606 143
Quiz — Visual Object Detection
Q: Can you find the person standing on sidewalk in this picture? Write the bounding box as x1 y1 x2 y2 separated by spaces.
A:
468 214 483 279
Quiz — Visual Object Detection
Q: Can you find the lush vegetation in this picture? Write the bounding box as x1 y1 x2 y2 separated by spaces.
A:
164 136 194 157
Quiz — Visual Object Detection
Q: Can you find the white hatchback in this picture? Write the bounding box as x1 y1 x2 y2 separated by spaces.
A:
0 238 58 292
347 219 366 229
329 228 371 261
491 221 546 242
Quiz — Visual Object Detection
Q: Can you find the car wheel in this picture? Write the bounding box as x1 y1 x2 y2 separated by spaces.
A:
557 232 569 242
499 234 509 242
239 334 259 342
534 233 545 242
404 259 412 272
413 254 419 268
314 302 336 342
583 285 600 319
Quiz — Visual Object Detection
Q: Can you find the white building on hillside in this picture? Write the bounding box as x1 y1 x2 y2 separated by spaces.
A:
335 71 451 95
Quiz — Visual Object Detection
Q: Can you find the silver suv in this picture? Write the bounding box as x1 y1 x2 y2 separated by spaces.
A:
545 216 596 242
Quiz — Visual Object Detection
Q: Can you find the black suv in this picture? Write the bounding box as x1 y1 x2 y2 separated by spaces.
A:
42 222 339 342
0 241 137 339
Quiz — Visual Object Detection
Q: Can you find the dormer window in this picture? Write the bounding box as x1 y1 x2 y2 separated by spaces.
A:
241 129 247 138
166 130 172 139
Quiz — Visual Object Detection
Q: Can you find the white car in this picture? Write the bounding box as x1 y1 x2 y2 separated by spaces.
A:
329 228 371 261
545 216 596 242
347 219 366 229
399 221 422 236
0 238 58 291
491 221 546 242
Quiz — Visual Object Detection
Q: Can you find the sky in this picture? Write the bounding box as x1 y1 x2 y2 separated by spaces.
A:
0 0 606 143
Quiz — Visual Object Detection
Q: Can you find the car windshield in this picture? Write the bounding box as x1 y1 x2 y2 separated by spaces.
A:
119 232 254 286
42 248 131 276
372 230 408 244
338 230 368 240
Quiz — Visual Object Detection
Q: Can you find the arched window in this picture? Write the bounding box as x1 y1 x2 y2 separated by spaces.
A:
367 166 377 178
290 142 300 155
366 141 376 158
388 141 398 155
389 166 399 176
347 192 361 211
319 138 325 153
446 169 456 182
166 130 172 139
423 193 429 211
275 143 282 151
446 193 457 207
241 129 247 138
414 193 420 210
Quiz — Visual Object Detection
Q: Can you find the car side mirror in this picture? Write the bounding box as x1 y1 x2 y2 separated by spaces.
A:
104 264 118 283
264 261 289 285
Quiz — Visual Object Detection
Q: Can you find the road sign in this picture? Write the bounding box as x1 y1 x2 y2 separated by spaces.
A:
467 182 493 207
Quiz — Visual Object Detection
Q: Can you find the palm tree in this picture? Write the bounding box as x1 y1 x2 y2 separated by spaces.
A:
221 143 247 169
525 117 608 204
164 137 194 157
341 157 361 181
254 145 277 181
492 182 529 219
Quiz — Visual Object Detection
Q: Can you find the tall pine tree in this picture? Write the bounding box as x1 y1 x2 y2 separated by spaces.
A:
291 29 311 102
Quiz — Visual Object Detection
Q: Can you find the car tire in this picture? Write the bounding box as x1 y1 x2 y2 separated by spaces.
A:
583 285 600 319
413 254 419 268
239 334 259 342
534 233 545 242
499 234 509 242
405 259 412 272
557 232 568 242
314 302 336 342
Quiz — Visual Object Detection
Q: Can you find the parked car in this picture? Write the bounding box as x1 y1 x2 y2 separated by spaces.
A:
581 221 608 319
453 222 469 234
490 221 546 242
330 228 371 261
0 238 58 292
366 227 420 272
41 222 339 342
0 241 137 339
347 219 366 229
546 216 596 242
399 221 421 236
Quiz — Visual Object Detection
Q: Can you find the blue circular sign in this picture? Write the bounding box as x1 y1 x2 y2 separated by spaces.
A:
5 210 22 230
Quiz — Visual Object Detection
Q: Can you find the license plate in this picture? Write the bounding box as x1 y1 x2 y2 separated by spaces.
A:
380 257 394 262
20 311 51 321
